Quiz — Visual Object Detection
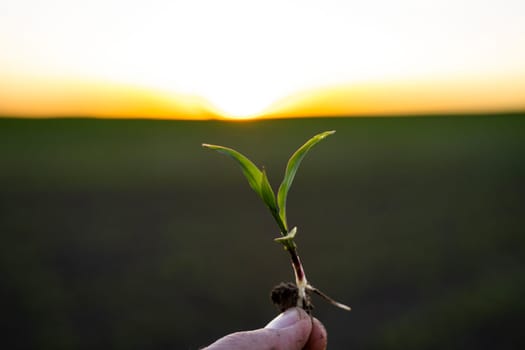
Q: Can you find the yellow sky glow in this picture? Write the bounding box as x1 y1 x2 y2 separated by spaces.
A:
1 0 524 119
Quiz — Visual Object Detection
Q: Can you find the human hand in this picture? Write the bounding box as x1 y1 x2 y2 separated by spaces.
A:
203 307 327 350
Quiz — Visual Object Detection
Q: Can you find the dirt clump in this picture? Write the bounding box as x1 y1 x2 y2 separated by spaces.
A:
270 282 313 313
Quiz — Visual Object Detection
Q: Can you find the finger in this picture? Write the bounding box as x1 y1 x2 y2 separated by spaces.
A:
303 317 328 350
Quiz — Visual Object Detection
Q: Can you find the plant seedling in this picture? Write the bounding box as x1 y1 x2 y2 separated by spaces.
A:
203 130 350 313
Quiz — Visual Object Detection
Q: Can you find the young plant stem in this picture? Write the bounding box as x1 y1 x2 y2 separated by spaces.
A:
281 234 351 311
288 246 308 308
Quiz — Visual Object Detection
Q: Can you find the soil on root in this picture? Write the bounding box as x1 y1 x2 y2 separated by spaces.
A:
270 282 313 314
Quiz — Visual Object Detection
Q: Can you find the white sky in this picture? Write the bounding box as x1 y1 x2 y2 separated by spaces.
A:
1 0 524 116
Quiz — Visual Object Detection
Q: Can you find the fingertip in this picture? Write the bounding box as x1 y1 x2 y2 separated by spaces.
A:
304 317 328 350
265 307 310 329
264 307 313 350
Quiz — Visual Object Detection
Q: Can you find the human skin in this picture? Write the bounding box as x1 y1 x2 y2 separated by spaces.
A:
204 307 327 350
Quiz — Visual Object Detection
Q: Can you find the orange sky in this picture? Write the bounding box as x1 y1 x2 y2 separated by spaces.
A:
1 73 524 120
0 74 221 119
264 75 525 118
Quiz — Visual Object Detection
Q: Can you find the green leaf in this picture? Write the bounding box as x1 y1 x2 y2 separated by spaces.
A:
260 169 278 213
277 130 335 226
202 144 262 195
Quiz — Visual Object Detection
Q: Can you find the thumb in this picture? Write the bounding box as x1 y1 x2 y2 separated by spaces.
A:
204 307 312 350
267 308 328 350
264 307 313 349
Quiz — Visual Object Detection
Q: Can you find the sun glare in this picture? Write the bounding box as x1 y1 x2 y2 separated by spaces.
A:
202 90 269 119
198 85 299 120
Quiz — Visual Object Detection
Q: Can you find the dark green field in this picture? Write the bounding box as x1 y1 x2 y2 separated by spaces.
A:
1 114 524 349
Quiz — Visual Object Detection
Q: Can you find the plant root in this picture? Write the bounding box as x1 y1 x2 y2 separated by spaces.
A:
271 282 351 313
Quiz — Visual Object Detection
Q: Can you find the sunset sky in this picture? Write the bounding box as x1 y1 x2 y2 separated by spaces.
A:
1 0 524 119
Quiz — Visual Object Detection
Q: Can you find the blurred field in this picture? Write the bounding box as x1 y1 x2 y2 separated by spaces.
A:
1 114 524 349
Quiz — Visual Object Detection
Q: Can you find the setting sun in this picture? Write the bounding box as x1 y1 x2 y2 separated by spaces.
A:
1 0 524 118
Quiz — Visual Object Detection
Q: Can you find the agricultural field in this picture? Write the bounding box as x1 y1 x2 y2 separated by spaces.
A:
1 114 524 349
